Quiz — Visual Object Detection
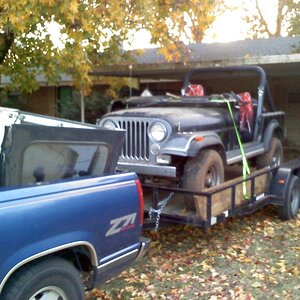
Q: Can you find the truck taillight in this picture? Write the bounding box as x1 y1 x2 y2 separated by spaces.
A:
135 179 144 225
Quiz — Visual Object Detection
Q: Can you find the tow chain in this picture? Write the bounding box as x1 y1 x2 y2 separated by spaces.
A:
149 192 175 231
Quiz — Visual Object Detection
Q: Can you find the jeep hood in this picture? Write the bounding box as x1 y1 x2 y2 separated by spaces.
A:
104 106 233 131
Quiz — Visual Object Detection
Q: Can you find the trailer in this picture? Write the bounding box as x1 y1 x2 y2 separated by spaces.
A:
143 159 300 230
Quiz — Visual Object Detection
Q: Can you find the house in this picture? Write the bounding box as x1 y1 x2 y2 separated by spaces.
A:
1 36 300 147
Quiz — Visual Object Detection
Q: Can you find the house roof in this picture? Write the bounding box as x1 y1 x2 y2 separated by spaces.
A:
92 36 300 79
137 36 300 64
0 73 74 86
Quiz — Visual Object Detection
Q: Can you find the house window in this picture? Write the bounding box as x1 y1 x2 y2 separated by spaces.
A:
288 91 300 104
0 89 28 109
58 86 73 113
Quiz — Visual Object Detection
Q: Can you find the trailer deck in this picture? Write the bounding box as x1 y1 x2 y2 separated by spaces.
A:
143 159 300 230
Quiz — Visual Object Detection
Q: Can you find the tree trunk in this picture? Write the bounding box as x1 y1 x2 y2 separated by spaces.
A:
0 31 14 64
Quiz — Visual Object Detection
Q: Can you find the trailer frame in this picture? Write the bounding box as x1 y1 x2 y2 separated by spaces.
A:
143 158 300 230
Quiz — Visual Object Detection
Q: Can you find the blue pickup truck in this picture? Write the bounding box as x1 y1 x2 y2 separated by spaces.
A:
0 123 149 300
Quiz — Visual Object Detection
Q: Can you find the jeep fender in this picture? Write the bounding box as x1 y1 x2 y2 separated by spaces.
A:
161 132 225 161
261 119 284 151
187 133 225 159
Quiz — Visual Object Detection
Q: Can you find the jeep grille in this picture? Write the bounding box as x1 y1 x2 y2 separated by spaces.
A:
117 119 150 160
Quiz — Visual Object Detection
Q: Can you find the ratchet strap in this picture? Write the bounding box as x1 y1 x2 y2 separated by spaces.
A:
211 99 250 199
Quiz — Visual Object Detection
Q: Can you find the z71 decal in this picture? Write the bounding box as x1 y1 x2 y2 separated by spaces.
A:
105 213 137 236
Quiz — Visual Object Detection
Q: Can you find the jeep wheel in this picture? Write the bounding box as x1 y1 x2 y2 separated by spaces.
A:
257 137 283 169
2 257 85 300
182 149 224 210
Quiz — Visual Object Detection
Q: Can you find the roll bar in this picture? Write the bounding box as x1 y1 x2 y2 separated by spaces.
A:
181 65 276 112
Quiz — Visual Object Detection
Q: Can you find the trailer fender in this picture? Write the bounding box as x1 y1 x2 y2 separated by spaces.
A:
270 167 293 200
270 167 300 219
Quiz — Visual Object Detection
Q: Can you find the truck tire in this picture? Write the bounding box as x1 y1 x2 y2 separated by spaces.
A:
257 137 283 169
2 257 85 300
182 149 224 209
278 175 300 220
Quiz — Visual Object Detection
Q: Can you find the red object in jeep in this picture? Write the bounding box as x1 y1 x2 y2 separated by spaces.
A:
238 92 254 133
184 84 205 96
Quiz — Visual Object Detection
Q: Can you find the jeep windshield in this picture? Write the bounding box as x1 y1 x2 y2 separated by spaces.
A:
109 94 231 111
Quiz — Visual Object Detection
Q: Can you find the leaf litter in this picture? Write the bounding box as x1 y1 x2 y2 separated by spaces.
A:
86 206 300 300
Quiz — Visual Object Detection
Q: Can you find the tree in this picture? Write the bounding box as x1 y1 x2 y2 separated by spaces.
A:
0 0 220 93
287 1 300 35
58 89 112 123
238 0 300 38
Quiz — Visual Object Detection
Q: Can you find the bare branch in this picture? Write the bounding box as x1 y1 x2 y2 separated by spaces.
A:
254 0 272 36
274 0 286 36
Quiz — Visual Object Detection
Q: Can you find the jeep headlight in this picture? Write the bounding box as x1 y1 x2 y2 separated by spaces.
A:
149 122 167 142
102 119 118 130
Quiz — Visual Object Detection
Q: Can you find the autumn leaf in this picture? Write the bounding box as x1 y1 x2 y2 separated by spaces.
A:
0 0 219 92
87 207 300 300
251 281 263 288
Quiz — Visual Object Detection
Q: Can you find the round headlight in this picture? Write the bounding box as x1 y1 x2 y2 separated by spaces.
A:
149 122 167 142
102 119 118 130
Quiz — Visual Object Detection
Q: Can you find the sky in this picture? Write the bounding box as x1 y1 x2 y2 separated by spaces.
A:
203 0 282 43
47 1 285 50
202 11 251 43
122 0 283 49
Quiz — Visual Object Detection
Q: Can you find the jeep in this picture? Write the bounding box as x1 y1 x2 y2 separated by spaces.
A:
98 66 285 208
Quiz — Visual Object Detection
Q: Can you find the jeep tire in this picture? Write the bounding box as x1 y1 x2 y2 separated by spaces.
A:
257 137 283 169
182 149 224 210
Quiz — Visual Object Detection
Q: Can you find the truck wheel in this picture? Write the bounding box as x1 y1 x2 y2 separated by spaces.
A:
2 257 85 300
182 149 224 209
257 137 283 169
278 175 300 220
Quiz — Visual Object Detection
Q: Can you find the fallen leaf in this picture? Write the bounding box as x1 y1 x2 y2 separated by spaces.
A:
251 282 263 288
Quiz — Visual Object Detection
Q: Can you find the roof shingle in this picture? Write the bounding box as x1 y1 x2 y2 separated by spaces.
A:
136 36 300 64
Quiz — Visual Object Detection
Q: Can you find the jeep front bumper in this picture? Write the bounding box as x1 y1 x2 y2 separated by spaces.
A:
117 161 177 177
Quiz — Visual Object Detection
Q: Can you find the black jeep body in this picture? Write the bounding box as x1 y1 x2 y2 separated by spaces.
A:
98 66 285 204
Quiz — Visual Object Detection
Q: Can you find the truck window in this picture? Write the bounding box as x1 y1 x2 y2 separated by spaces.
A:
21 142 109 184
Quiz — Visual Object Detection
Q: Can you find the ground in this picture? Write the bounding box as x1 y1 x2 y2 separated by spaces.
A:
86 149 300 300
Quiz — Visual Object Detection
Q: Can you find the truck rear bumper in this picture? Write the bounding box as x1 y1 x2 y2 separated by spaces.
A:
136 237 151 261
93 237 150 287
